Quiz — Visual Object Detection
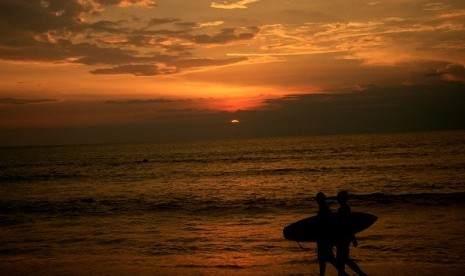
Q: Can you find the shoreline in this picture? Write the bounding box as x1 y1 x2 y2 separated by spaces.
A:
1 256 464 276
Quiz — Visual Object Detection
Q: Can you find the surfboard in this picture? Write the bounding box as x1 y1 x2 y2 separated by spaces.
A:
283 212 377 242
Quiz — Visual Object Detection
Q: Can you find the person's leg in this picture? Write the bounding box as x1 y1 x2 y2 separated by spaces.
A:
346 258 368 276
336 241 349 276
319 259 327 276
317 242 328 276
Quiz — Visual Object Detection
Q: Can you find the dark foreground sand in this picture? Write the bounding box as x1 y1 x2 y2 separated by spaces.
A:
1 256 464 276
3 204 464 275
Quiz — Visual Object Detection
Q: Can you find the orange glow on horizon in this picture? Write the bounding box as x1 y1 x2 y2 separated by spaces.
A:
1 0 464 135
203 96 265 111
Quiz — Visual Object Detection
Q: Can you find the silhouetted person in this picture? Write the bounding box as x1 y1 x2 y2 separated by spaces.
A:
315 192 338 276
335 191 367 276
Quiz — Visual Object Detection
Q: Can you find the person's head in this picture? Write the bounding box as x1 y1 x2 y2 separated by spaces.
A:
315 192 326 205
337 190 349 204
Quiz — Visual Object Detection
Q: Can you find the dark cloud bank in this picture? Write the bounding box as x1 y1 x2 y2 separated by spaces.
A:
0 98 57 105
1 83 464 146
0 0 255 75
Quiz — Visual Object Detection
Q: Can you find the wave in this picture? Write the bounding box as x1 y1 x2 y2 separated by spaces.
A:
1 192 464 220
349 192 465 205
3 162 463 184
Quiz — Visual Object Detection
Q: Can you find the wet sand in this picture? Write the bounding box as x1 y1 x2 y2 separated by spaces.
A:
2 203 465 275
1 256 464 276
3 203 465 276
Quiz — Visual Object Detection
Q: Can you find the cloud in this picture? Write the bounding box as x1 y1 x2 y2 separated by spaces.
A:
0 0 89 34
0 1 132 63
117 0 156 7
211 0 259 10
90 57 247 76
171 57 247 68
148 17 179 26
1 0 463 88
246 82 465 135
198 21 225 28
232 10 465 67
0 37 151 66
190 26 259 44
72 43 148 65
94 0 156 8
90 64 174 76
437 63 465 82
0 0 258 78
423 2 450 11
402 62 465 85
105 98 183 104
91 20 126 33
0 1 159 59
0 98 57 105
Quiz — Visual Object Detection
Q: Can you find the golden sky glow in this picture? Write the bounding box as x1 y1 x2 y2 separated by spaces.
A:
1 0 465 145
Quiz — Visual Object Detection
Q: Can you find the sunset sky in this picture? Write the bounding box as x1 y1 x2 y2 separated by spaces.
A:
1 0 464 146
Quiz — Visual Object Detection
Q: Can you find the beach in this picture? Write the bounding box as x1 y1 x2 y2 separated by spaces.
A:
1 260 464 276
2 199 465 275
1 131 464 275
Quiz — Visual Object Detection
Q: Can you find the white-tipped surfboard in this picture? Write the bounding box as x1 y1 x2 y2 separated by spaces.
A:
283 212 377 242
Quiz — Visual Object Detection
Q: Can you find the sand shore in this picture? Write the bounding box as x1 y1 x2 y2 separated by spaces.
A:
1 256 464 275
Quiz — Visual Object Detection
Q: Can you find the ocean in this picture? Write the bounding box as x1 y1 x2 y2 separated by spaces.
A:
1 131 465 275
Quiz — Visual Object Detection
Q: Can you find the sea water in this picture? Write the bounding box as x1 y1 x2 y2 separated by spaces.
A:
1 131 464 275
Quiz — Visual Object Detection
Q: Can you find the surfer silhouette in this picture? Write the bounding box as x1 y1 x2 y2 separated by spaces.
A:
284 192 376 275
335 191 368 276
315 192 338 276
